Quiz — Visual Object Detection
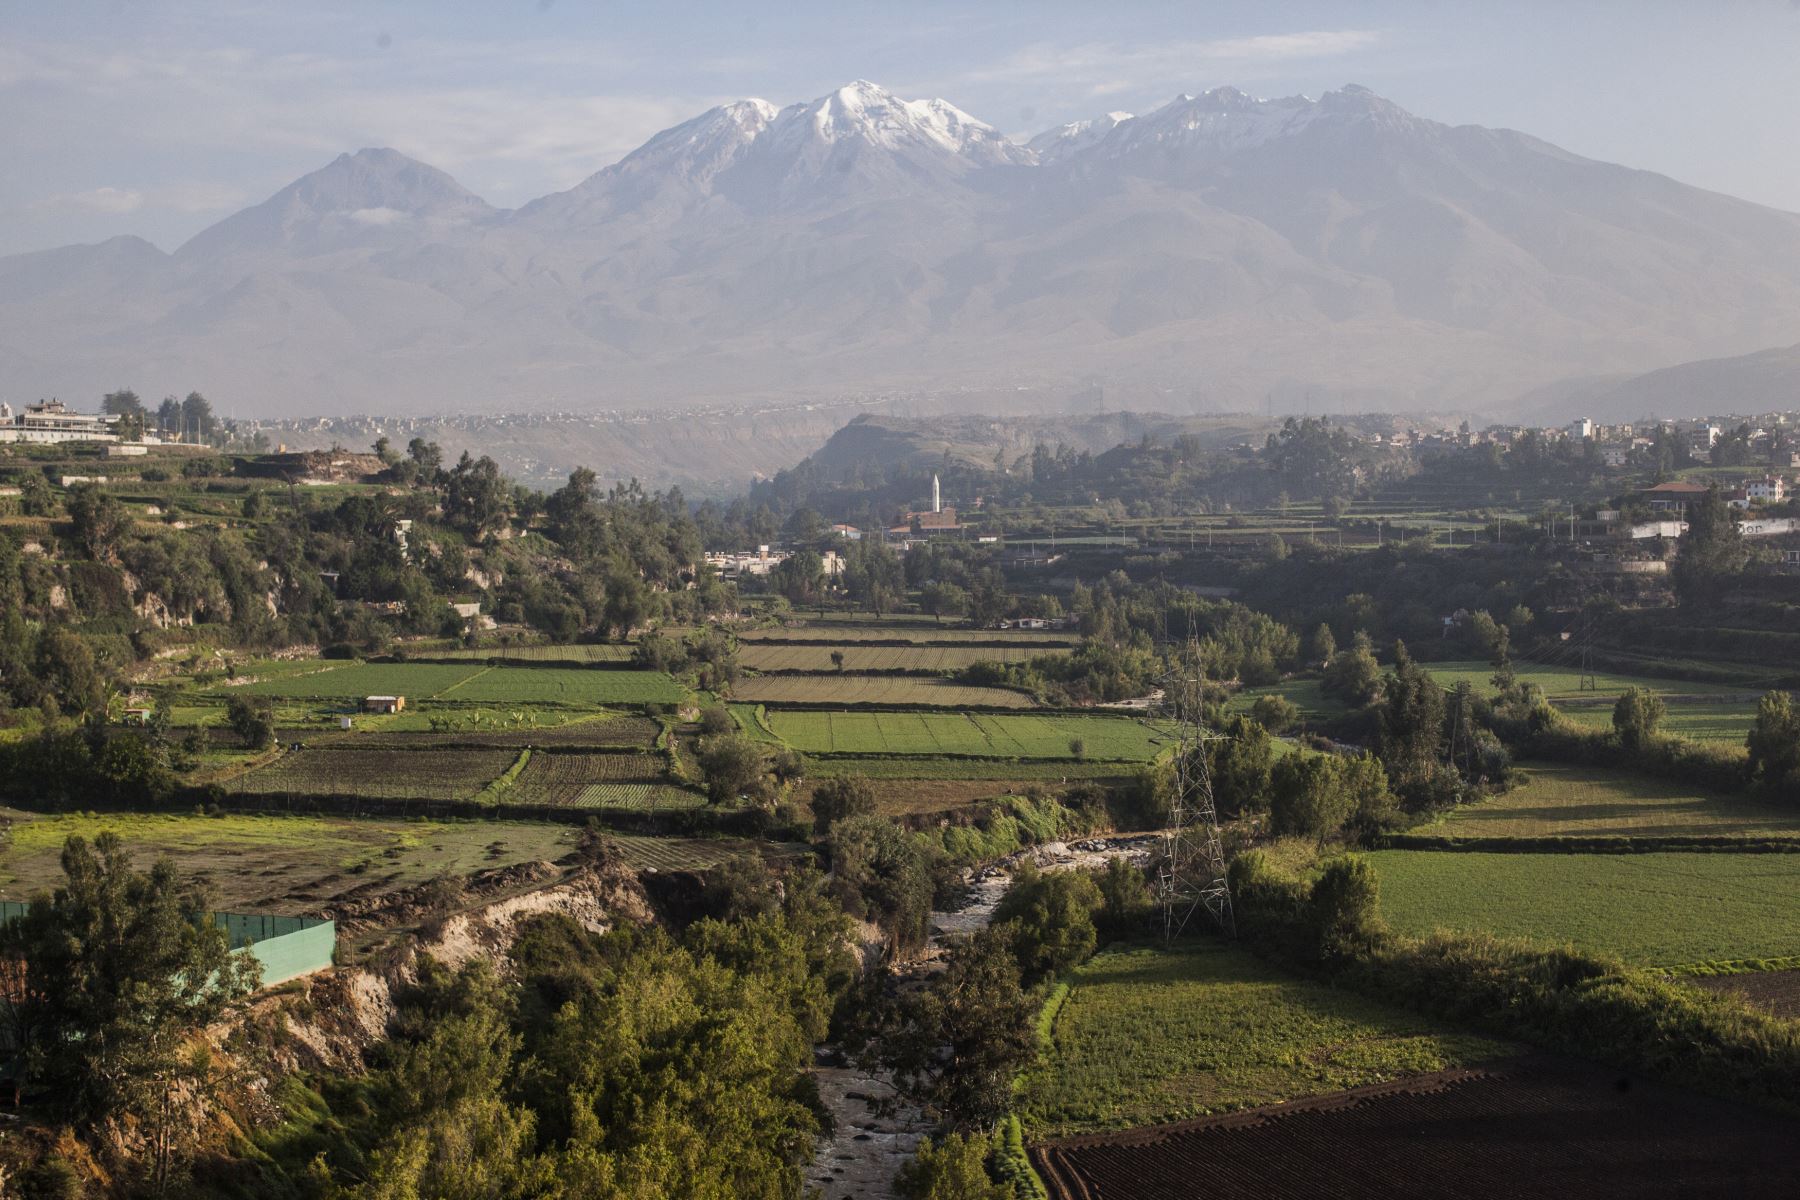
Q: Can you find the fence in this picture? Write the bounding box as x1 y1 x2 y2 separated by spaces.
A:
0 903 334 988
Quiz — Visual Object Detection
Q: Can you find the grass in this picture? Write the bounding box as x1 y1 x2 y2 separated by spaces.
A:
1434 762 1800 839
739 626 1076 645
737 644 1057 672
427 644 635 663
228 662 686 707
0 809 578 913
1230 677 1348 721
1018 941 1507 1137
731 675 1036 708
1556 699 1759 743
1365 850 1800 968
1420 660 1744 700
760 711 1171 760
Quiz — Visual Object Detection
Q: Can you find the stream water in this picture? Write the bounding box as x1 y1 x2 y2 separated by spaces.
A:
805 835 1159 1198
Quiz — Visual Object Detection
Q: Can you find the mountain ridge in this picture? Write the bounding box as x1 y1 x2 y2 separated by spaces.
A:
6 80 1800 419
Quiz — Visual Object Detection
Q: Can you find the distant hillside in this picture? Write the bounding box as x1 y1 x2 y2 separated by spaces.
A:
1547 343 1800 424
9 82 1800 417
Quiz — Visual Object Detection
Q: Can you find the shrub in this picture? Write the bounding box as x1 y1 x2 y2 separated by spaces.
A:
811 774 877 836
1250 693 1300 734
895 1131 1011 1199
1307 855 1384 961
993 862 1101 987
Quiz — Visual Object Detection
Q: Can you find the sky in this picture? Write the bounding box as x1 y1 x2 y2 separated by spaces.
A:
6 0 1800 256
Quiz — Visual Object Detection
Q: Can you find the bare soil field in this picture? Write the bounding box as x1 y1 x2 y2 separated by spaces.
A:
1032 1055 1800 1200
1689 969 1800 1019
806 777 1051 819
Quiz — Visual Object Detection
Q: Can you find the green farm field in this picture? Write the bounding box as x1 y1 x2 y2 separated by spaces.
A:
731 675 1036 708
427 644 635 663
738 626 1076 645
755 710 1171 760
806 756 1128 781
737 643 1053 672
226 747 519 802
229 662 685 706
0 809 579 913
1019 941 1507 1137
1435 763 1800 839
507 752 671 806
1421 661 1744 700
1365 850 1800 967
1555 699 1759 743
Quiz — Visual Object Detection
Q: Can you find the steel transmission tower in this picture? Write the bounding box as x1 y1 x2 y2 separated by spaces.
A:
1154 639 1235 941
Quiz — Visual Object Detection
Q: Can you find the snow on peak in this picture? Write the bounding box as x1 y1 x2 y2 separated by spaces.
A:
1041 85 1427 168
776 80 1029 165
1027 112 1135 163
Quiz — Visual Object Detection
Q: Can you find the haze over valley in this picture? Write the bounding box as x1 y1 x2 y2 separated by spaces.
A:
10 80 1800 422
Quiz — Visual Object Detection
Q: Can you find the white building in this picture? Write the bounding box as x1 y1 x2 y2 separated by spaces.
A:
1567 416 1595 441
0 400 121 444
1747 476 1788 504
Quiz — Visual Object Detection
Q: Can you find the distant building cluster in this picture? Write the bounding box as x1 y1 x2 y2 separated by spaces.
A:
0 400 138 445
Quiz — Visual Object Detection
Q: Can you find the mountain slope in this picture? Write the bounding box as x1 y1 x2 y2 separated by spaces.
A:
5 82 1800 418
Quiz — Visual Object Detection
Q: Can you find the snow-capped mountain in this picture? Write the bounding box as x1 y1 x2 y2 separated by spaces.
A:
1026 111 1134 163
6 80 1800 418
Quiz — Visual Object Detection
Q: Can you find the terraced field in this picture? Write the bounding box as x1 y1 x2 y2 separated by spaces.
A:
1433 763 1800 839
507 752 671 806
231 662 685 707
1020 941 1505 1137
756 710 1172 760
732 675 1036 708
225 748 517 802
738 643 1054 672
1366 850 1800 967
314 715 662 749
806 757 1128 781
427 644 635 663
739 626 1076 645
1555 699 1760 743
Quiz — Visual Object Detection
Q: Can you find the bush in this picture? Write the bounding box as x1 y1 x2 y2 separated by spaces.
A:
697 705 734 736
992 862 1101 987
810 774 877 836
895 1133 1010 1200
1249 693 1300 734
1307 855 1383 961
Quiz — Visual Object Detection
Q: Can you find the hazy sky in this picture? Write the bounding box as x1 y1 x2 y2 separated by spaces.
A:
6 1 1800 256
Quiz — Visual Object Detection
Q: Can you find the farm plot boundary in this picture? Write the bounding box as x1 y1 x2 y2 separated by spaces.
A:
1031 1055 1800 1200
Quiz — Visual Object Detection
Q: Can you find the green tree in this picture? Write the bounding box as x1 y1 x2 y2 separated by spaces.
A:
697 734 775 806
992 862 1100 987
179 391 214 442
225 693 275 749
1249 692 1300 734
810 774 877 836
1321 636 1381 706
887 924 1037 1128
1612 686 1667 751
827 815 933 959
1208 715 1275 817
0 835 262 1136
65 483 130 559
1269 753 1353 840
34 628 107 717
920 581 970 625
1746 691 1800 800
1673 485 1746 604
894 1133 1010 1200
1377 643 1449 804
1308 855 1384 961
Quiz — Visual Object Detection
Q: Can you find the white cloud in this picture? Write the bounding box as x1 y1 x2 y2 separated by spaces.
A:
349 206 406 226
968 29 1383 89
60 187 145 214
